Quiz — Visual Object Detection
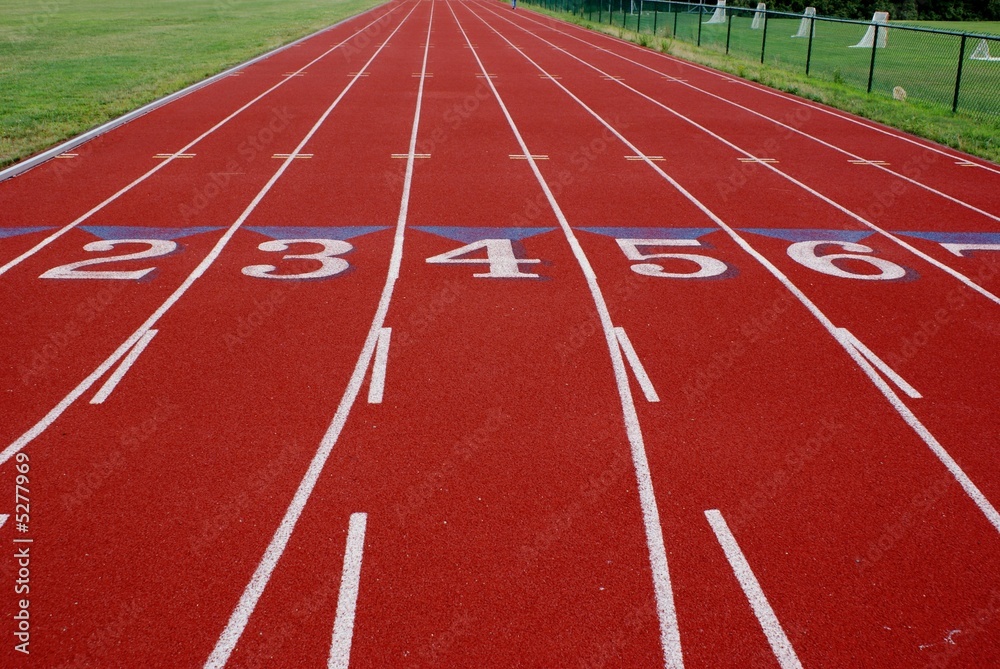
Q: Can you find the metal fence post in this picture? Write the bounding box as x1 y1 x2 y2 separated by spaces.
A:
953 33 967 113
760 10 768 63
726 11 733 54
653 5 658 34
673 5 678 36
805 14 815 74
697 3 703 45
867 24 880 93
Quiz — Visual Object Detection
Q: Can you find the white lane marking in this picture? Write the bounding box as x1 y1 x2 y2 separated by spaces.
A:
368 328 392 404
614 327 660 403
459 2 1000 534
328 513 368 669
0 3 405 279
0 5 418 471
490 1 1000 177
204 5 433 667
90 329 158 405
705 510 804 669
0 515 8 529
449 5 683 668
472 1 1000 307
835 328 920 399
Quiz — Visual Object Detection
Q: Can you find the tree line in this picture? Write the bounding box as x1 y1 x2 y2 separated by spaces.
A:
765 0 999 20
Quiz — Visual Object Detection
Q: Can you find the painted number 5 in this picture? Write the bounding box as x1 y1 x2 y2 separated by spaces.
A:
242 238 353 280
616 238 728 278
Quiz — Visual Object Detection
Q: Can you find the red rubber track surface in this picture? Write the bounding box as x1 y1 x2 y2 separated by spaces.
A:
1 1 998 667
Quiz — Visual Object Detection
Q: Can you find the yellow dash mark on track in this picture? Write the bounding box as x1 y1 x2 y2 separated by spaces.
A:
391 154 431 159
737 157 779 163
602 76 623 81
955 161 978 167
509 155 548 160
349 72 370 77
626 156 665 161
55 154 78 159
272 154 313 159
282 72 306 77
849 159 890 165
154 154 195 159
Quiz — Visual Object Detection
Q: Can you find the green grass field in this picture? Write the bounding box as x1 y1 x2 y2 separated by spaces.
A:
609 8 1000 116
541 4 999 161
0 0 384 167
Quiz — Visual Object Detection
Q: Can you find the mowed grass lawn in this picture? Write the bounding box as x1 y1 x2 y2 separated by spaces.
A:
0 0 385 167
636 10 1000 115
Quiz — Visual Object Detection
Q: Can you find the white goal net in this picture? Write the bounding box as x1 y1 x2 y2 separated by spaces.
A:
849 11 889 48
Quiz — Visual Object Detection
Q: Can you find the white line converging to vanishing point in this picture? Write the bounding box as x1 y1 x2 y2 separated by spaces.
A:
614 327 660 403
328 513 368 669
368 328 392 404
90 329 159 405
705 509 803 669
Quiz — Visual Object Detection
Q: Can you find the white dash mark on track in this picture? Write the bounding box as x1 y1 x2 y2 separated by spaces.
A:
835 328 920 399
705 510 803 669
614 327 660 403
90 329 158 405
0 515 8 529
368 328 392 404
328 512 368 669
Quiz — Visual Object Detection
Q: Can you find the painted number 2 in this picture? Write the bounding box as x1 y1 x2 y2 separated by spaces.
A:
40 240 177 280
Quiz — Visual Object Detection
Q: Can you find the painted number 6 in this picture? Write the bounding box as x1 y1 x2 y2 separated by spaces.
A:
787 241 906 280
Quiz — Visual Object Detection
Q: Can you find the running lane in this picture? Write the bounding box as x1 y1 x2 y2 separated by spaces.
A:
207 4 673 667
0 5 415 448
455 2 1000 666
0 1 404 269
0 3 424 666
479 2 1000 211
462 0 1000 508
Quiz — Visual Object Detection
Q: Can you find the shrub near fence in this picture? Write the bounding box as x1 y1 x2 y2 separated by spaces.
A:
531 0 1000 116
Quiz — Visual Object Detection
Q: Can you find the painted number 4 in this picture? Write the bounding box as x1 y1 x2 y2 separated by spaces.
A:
426 239 541 278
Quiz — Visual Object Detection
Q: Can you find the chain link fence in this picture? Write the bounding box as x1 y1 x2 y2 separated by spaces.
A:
526 0 1000 116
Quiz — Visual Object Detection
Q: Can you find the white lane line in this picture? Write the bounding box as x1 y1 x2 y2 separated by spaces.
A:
204 5 433 666
614 327 660 403
494 2 1000 178
328 513 368 669
835 328 920 399
459 2 1000 535
0 4 419 471
704 510 803 669
0 3 405 279
367 328 392 404
0 515 8 530
473 1 1000 306
90 329 158 405
449 5 683 668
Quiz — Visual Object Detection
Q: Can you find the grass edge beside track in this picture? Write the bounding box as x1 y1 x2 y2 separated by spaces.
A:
524 6 1000 164
0 0 387 170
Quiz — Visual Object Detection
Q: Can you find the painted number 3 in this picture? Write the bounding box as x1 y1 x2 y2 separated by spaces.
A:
242 239 353 280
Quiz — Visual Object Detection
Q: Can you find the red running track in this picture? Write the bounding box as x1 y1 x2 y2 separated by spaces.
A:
1 1 998 667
